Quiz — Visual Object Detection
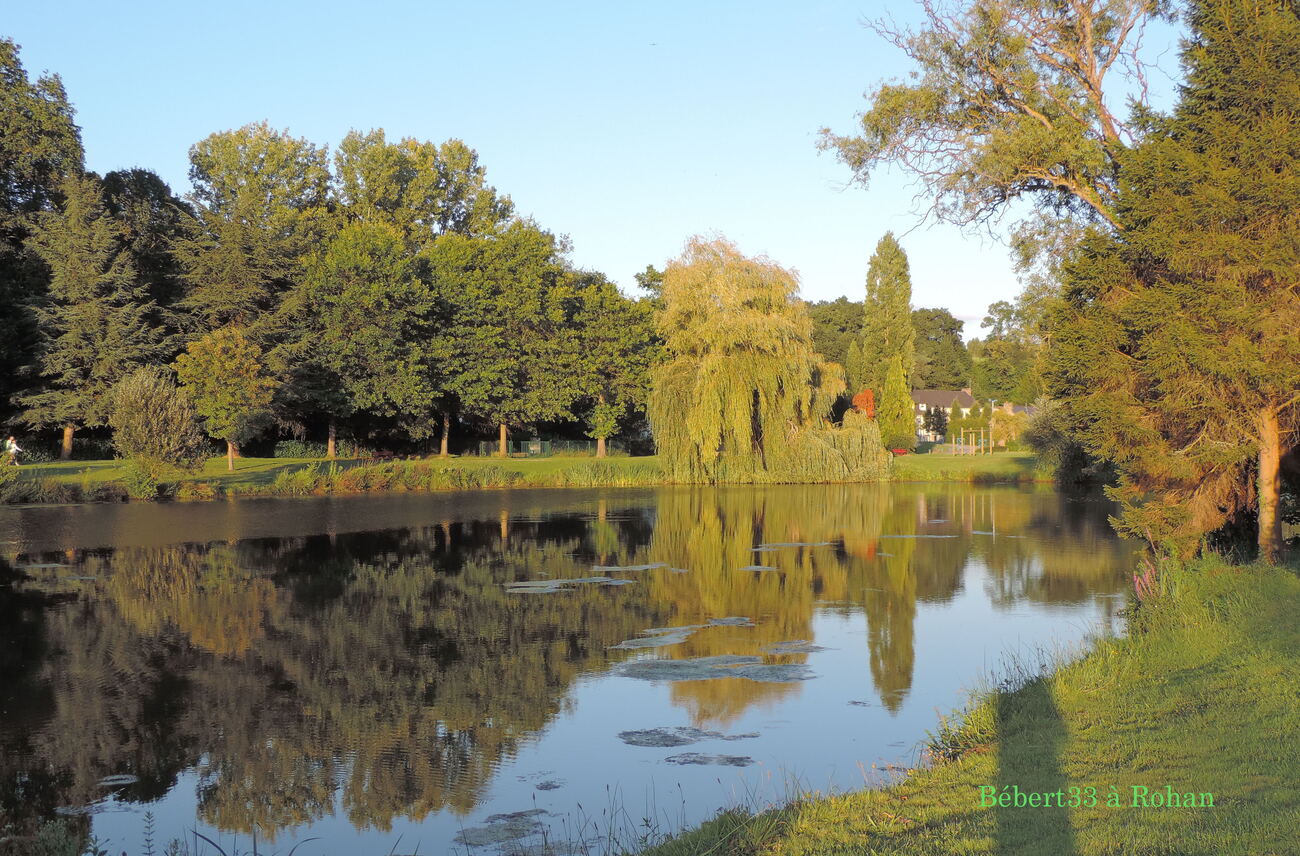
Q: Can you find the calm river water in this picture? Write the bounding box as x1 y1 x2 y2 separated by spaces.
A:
0 484 1135 853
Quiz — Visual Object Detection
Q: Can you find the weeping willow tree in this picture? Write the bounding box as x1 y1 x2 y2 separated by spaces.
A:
649 236 891 483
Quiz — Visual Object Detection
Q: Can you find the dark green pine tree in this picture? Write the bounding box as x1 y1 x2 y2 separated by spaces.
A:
0 38 84 425
21 173 166 457
855 233 914 397
1049 0 1300 561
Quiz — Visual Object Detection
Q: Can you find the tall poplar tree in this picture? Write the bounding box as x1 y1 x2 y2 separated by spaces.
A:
1049 0 1300 561
21 173 165 457
854 233 915 397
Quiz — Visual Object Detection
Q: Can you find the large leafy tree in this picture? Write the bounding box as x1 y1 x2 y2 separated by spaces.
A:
427 222 583 455
333 129 513 244
174 328 277 471
178 123 332 335
0 38 84 424
568 272 660 457
21 173 167 457
968 301 1042 403
807 296 863 368
911 307 971 389
851 233 915 397
1049 0 1300 561
277 222 438 454
821 0 1164 235
647 237 851 483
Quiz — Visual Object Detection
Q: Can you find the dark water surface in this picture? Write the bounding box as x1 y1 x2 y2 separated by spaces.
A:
0 485 1135 853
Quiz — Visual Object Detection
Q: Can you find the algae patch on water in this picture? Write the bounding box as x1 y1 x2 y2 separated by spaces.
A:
618 727 760 747
591 562 668 572
453 809 550 847
615 654 815 683
609 617 755 650
664 753 755 767
763 640 828 655
504 577 635 594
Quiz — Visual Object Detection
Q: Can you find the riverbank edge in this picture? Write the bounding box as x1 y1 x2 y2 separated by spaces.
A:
634 557 1300 856
0 452 1050 505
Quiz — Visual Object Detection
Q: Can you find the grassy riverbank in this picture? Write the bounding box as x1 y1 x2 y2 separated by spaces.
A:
640 557 1300 856
0 450 1045 504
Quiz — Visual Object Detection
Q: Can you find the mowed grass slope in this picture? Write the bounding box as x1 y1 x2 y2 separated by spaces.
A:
639 559 1300 856
18 454 664 490
13 449 1039 496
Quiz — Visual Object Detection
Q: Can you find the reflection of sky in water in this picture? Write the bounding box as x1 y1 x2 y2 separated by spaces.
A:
0 485 1132 854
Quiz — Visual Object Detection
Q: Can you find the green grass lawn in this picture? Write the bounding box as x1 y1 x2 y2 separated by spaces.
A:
890 450 1048 482
639 558 1300 856
6 449 1045 504
14 453 665 491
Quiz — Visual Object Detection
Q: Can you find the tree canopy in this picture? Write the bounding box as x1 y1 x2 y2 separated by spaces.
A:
850 233 915 399
1047 0 1300 560
821 0 1165 235
649 237 888 483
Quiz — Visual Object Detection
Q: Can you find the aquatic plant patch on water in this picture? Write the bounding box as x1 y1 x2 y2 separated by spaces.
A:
453 809 551 847
763 640 828 655
664 753 756 767
609 617 757 649
592 561 669 572
615 654 816 683
618 727 760 747
96 774 139 787
504 577 636 594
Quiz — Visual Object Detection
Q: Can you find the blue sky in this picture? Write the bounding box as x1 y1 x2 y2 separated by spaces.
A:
7 1 1183 335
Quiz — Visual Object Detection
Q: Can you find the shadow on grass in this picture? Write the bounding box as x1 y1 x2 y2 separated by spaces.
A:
994 677 1075 855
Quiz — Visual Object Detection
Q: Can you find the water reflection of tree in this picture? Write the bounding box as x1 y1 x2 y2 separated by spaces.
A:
2 517 666 838
0 486 1132 838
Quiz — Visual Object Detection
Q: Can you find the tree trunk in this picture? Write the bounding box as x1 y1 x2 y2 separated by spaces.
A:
60 424 74 460
596 436 607 458
498 422 507 457
226 440 235 472
440 412 450 457
327 419 337 459
1257 407 1282 563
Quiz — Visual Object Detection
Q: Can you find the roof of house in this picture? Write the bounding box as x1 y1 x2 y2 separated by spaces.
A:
911 388 976 409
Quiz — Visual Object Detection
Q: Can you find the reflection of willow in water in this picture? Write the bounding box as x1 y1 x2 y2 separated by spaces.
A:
641 486 1132 719
1 518 666 837
0 487 1132 840
642 487 963 720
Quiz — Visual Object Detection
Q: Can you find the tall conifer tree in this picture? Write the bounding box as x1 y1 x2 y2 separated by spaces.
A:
1049 0 1300 560
856 234 915 398
877 354 915 450
21 173 165 457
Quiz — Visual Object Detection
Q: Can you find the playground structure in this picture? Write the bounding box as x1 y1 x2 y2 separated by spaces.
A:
949 426 993 455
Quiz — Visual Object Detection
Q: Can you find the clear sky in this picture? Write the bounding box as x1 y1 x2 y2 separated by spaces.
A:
6 1 1183 335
